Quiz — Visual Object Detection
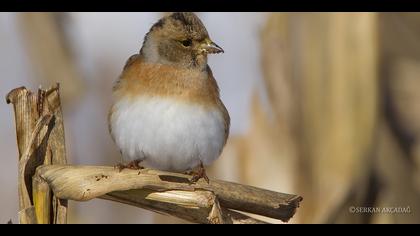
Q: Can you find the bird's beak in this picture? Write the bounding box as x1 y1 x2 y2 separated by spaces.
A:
200 39 224 54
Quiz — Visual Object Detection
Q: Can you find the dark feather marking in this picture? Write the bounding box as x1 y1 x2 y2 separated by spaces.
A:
153 18 166 29
171 12 190 26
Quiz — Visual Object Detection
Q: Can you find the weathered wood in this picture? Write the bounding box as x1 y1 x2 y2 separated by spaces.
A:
101 189 266 224
18 207 36 224
18 114 54 215
44 85 68 224
103 190 249 224
6 87 38 216
6 85 68 224
36 165 302 222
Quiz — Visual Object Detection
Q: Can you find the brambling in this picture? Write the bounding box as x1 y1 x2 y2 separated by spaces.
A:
108 12 230 183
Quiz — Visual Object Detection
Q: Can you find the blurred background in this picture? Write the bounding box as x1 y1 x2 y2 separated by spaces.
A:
1 12 420 224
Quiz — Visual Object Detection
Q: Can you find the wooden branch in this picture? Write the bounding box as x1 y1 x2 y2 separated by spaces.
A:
101 190 265 224
6 86 49 224
36 165 302 223
44 86 68 224
6 85 68 224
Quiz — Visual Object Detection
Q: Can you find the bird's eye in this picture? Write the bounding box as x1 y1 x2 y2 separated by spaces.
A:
181 39 192 47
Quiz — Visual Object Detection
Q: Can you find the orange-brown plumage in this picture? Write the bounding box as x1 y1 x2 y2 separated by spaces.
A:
115 55 219 106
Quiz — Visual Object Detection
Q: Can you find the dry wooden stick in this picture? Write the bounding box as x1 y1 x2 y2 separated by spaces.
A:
7 87 46 223
44 86 68 224
101 190 266 224
6 85 68 224
36 165 302 223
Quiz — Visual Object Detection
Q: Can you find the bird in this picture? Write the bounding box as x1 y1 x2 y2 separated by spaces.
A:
108 12 230 183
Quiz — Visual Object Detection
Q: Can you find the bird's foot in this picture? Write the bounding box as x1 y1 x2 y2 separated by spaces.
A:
114 159 144 172
187 162 210 184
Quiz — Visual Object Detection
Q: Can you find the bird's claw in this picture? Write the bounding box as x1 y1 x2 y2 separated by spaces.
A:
114 160 144 172
188 162 210 184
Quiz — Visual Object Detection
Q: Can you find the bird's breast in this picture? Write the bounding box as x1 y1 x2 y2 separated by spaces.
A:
109 95 226 171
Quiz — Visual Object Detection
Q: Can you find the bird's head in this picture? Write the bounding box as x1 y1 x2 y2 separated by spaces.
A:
140 12 224 69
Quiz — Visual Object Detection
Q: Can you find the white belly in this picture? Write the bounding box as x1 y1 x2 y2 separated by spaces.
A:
110 96 226 172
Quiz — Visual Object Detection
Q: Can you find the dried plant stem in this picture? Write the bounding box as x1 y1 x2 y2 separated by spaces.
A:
36 165 302 223
7 85 68 224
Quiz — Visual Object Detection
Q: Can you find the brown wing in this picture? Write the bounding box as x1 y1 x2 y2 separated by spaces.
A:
206 66 230 145
108 54 140 142
107 104 116 143
112 54 140 92
218 97 231 146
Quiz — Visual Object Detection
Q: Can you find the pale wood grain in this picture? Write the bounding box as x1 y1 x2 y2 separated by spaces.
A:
36 165 302 222
7 85 68 224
